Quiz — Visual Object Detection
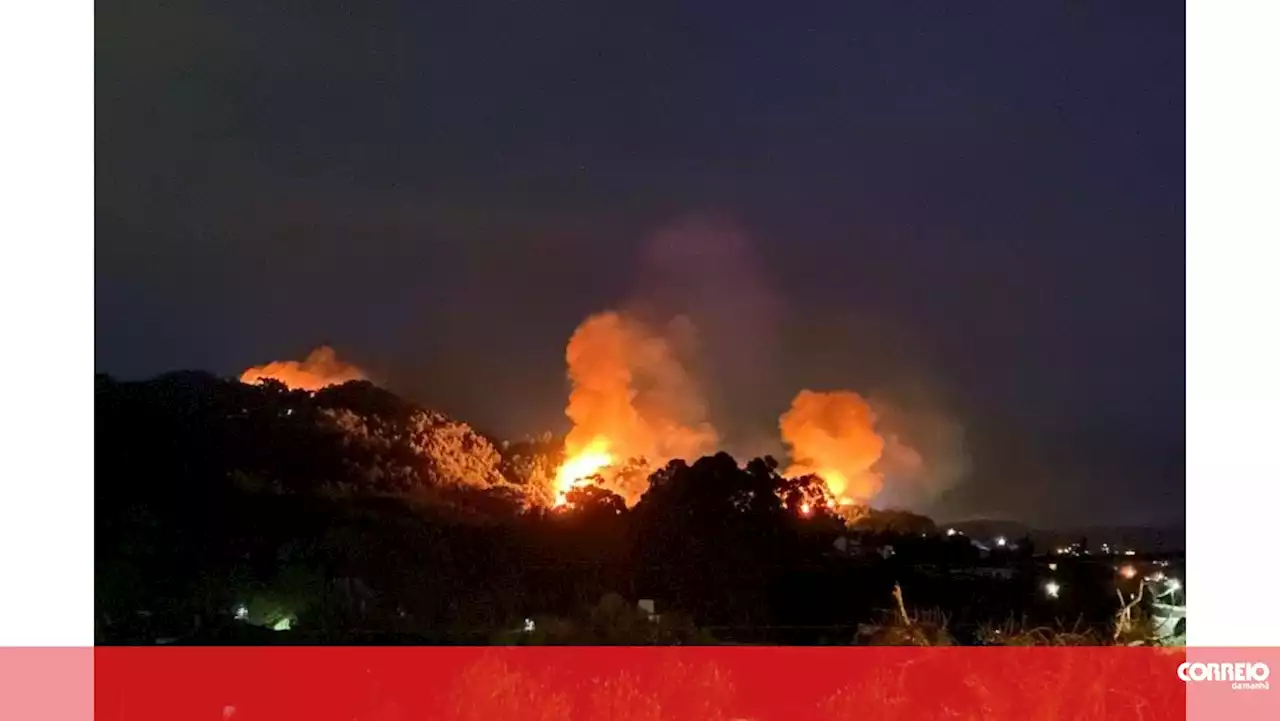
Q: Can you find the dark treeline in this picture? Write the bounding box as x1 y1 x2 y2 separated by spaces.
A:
96 373 1138 645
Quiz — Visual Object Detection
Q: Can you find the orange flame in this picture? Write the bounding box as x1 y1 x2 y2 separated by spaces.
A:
240 346 367 391
553 438 614 507
779 390 886 505
556 312 717 506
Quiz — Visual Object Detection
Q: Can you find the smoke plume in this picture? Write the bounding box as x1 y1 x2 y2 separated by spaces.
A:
634 215 786 456
559 311 718 504
779 390 887 503
867 394 969 509
240 345 368 391
778 388 969 508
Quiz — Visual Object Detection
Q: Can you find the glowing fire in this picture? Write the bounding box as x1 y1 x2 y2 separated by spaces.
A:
555 311 717 506
807 468 856 500
794 493 856 520
779 390 886 504
553 438 614 507
240 346 366 391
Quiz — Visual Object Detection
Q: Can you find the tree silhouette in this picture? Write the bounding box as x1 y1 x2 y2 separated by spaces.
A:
565 484 627 518
628 453 796 626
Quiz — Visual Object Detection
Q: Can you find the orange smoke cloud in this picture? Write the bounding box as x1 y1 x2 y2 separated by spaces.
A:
240 346 367 391
779 389 886 503
556 311 718 505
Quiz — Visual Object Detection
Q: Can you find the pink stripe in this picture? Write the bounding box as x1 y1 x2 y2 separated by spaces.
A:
0 648 93 721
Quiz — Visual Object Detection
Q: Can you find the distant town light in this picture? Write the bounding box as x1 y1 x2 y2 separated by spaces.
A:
1044 581 1061 599
523 618 535 633
995 536 1007 547
1119 564 1137 580
1123 550 1136 556
234 605 248 620
946 528 957 537
1048 563 1058 571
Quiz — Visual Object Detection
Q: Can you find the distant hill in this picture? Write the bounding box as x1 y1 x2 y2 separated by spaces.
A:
947 519 1184 554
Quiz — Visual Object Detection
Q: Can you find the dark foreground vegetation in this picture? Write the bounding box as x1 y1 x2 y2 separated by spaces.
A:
96 373 1183 645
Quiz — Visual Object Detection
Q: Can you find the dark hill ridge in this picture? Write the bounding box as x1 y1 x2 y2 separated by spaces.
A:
95 372 559 510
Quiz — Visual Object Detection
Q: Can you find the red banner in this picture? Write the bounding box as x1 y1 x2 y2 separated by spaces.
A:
89 646 1201 721
3 646 1272 719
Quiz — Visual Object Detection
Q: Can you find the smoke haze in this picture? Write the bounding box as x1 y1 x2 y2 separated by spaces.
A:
869 393 970 509
632 215 787 456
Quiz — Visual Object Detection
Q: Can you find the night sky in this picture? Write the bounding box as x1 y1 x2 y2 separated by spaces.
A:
97 1 1184 527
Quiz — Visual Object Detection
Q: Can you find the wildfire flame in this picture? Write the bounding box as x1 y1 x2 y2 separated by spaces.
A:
555 311 717 506
240 346 367 391
779 390 886 505
554 438 614 507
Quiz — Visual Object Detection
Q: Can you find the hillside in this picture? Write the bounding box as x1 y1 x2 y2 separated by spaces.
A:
96 372 560 512
94 372 1176 646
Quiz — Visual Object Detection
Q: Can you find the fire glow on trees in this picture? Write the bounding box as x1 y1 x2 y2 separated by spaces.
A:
552 437 613 507
240 321 956 517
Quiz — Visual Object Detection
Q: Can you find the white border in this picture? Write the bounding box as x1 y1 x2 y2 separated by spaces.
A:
0 0 95 645
1186 0 1280 645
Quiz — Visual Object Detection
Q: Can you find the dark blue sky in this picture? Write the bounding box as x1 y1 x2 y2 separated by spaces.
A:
97 1 1184 526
